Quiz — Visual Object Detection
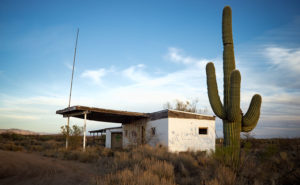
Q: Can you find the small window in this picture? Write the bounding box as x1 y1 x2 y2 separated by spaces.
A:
125 130 128 137
199 128 208 135
151 127 156 136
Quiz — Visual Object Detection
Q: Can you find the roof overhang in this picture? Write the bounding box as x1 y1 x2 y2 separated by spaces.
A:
56 105 149 124
150 109 215 121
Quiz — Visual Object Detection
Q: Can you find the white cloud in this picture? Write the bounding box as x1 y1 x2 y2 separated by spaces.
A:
2 46 300 137
80 49 218 113
165 47 210 67
122 64 149 82
166 47 195 64
0 114 40 120
265 46 300 75
64 62 73 70
81 68 108 83
0 95 67 107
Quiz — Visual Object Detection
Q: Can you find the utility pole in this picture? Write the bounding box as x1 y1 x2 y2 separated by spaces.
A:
66 28 79 149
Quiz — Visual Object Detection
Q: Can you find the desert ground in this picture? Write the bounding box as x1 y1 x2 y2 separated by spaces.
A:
0 133 299 185
0 150 98 185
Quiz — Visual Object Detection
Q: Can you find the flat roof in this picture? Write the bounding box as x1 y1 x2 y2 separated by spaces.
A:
151 109 215 121
56 106 149 123
56 105 215 124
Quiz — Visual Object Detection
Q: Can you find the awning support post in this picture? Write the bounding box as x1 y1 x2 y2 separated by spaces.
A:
83 113 87 151
66 117 70 149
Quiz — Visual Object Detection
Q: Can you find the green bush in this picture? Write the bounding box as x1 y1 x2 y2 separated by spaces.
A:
61 125 83 149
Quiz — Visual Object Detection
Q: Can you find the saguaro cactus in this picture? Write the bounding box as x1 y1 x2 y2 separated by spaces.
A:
206 6 262 158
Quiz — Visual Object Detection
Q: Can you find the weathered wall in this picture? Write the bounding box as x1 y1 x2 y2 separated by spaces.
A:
122 118 169 148
168 118 215 152
122 119 147 148
105 128 123 148
108 113 215 152
146 118 168 147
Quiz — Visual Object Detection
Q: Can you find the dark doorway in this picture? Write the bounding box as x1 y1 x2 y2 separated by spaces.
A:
111 132 122 149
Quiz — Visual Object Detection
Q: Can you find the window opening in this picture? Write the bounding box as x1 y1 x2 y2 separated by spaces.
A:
199 128 208 135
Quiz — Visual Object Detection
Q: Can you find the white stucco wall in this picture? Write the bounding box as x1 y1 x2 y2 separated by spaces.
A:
104 115 215 153
168 118 215 152
122 118 169 148
105 128 123 148
146 118 168 147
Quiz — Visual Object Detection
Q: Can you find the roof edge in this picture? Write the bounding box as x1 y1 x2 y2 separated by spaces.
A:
149 109 215 121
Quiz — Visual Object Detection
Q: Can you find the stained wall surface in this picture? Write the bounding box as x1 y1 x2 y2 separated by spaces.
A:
122 117 215 152
146 118 169 147
168 118 215 152
122 119 147 147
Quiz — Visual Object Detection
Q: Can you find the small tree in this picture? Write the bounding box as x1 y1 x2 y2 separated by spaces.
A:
163 99 208 114
61 125 83 149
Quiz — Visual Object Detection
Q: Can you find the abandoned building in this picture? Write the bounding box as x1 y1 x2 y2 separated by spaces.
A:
57 105 216 152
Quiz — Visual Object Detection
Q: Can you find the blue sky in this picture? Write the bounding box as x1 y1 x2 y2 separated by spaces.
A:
1 0 300 138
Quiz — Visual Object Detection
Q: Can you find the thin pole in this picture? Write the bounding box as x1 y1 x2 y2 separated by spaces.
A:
66 28 79 150
68 28 79 108
66 117 70 149
83 113 87 151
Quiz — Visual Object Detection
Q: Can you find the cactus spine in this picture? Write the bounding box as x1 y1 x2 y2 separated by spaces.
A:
206 6 262 158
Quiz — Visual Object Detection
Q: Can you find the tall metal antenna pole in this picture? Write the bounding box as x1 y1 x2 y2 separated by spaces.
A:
68 28 79 108
66 28 79 149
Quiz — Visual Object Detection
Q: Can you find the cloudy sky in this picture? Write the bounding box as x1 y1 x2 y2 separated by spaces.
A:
1 0 300 138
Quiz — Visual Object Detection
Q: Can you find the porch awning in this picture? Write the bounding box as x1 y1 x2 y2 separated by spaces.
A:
56 105 149 124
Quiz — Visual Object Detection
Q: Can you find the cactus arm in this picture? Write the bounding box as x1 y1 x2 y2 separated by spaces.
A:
222 6 236 110
228 70 241 122
206 62 226 119
241 94 262 132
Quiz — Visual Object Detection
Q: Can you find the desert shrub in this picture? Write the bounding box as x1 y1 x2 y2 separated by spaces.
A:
257 143 279 161
134 144 171 161
99 147 114 157
102 165 176 185
62 150 80 160
0 142 23 151
78 147 100 163
215 165 236 185
61 125 83 149
52 135 65 142
1 134 299 185
28 145 43 152
1 133 25 141
42 149 61 158
41 140 61 150
176 152 199 171
60 147 99 163
140 158 175 181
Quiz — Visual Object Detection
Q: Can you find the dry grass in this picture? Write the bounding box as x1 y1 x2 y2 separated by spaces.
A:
0 150 98 185
0 133 299 185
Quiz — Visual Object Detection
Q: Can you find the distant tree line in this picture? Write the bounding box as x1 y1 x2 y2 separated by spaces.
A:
163 98 208 114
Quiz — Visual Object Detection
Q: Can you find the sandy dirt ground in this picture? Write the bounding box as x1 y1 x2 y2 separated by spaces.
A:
0 150 99 185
